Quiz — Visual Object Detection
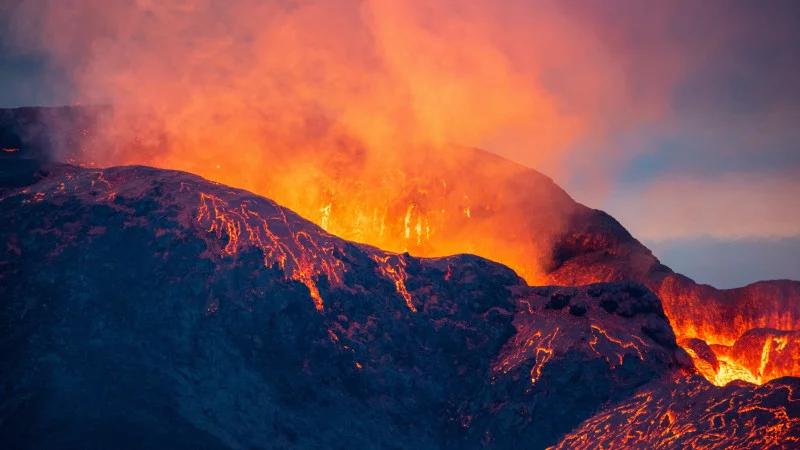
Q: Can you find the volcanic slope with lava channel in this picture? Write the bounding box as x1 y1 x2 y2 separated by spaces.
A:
3 105 799 387
1 163 798 449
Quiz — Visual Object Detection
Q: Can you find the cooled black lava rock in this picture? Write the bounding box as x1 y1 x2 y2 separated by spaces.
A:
554 375 800 449
1 163 798 449
0 165 524 449
455 283 693 449
545 292 571 310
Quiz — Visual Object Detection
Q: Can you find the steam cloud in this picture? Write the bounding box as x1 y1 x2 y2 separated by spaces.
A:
6 0 799 244
5 0 671 177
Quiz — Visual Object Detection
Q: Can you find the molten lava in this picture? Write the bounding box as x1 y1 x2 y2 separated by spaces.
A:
195 190 345 311
553 375 800 449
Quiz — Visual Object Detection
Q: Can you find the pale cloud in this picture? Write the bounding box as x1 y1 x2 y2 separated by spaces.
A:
606 172 800 241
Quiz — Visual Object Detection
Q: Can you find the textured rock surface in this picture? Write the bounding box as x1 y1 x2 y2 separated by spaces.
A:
554 375 800 450
455 282 691 448
2 106 798 349
2 164 799 449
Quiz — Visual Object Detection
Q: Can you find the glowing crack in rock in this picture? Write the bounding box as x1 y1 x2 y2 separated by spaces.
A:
371 253 417 312
495 328 560 386
195 191 345 311
554 376 800 449
529 328 559 385
589 325 646 368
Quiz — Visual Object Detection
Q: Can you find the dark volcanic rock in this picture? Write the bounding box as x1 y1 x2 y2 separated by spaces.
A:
1 164 798 449
455 283 692 448
0 165 521 449
554 375 800 449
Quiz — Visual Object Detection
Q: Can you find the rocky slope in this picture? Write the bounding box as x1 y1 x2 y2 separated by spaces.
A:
1 163 799 448
4 105 798 386
554 375 800 450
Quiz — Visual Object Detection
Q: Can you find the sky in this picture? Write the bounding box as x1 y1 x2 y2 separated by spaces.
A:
0 0 798 288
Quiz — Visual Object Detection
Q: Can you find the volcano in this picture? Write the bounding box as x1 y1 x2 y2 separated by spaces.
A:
1 107 799 448
3 105 799 387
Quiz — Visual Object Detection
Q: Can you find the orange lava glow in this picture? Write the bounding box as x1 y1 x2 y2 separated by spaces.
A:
660 280 800 386
12 0 798 388
371 254 416 312
195 190 345 310
589 325 646 368
684 329 800 387
495 327 560 387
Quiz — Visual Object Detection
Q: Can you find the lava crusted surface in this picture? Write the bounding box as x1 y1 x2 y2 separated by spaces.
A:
554 375 800 449
0 164 523 449
454 282 692 448
2 164 799 449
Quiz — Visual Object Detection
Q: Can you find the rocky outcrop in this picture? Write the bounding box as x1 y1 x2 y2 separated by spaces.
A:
455 282 692 448
0 164 522 449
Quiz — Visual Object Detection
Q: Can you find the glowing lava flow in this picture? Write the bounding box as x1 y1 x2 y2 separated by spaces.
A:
552 376 800 449
529 329 559 385
190 153 558 288
371 254 416 312
193 187 423 313
495 328 560 386
195 191 345 311
680 328 800 387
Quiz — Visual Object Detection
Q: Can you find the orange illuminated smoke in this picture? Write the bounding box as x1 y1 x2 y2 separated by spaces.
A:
14 0 797 388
